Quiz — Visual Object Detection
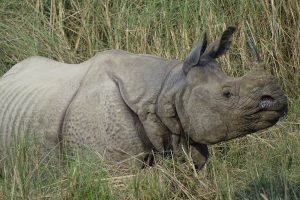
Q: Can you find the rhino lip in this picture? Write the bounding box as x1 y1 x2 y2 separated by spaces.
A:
258 95 288 116
244 100 287 123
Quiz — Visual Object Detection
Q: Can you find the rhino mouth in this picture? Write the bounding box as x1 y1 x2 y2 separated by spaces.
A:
259 95 275 110
243 94 287 131
258 94 288 115
246 94 287 130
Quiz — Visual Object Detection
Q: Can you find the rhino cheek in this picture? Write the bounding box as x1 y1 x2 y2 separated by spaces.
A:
189 112 228 144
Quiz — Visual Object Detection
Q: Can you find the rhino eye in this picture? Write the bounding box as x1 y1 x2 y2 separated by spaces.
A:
223 89 232 98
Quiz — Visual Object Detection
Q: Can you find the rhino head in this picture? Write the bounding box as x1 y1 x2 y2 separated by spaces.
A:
174 27 288 147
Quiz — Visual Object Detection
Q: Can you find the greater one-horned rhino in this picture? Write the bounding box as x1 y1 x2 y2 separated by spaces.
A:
0 27 287 169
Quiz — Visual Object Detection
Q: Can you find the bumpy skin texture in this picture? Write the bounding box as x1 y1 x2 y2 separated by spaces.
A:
0 27 288 169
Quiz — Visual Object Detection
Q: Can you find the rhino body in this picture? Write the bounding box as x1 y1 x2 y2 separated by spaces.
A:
0 27 288 169
0 51 177 164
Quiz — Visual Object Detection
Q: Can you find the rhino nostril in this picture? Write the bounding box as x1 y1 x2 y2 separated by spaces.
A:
260 95 275 109
261 95 275 102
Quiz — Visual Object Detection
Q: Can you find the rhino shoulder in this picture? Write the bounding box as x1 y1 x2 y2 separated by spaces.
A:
94 50 180 112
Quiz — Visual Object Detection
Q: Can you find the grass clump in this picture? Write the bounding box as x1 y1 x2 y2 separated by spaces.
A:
0 139 117 199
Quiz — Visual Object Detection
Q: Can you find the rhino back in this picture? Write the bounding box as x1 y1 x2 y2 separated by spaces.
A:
0 56 91 156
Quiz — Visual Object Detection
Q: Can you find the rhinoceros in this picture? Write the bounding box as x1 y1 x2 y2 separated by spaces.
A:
0 27 287 169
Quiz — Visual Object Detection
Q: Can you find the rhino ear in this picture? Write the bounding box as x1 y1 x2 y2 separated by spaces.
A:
203 26 236 59
182 33 208 75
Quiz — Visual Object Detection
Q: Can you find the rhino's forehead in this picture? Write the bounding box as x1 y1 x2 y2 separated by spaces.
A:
200 67 233 84
187 63 227 85
238 71 275 89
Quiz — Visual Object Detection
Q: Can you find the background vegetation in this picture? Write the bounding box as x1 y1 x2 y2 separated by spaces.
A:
0 0 299 199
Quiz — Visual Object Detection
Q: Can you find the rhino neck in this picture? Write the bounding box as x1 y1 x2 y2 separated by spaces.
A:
156 63 186 136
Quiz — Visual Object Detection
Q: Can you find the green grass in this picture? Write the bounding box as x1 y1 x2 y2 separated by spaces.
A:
0 0 299 199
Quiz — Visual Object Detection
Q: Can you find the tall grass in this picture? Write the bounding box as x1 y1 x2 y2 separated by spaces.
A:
1 0 299 96
0 0 299 199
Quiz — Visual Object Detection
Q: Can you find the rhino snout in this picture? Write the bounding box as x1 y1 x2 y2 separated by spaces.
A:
259 95 275 109
259 93 288 116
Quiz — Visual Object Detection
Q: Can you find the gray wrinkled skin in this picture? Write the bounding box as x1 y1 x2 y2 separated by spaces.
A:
0 27 288 169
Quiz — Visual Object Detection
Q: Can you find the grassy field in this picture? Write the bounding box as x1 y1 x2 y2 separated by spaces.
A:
0 0 299 199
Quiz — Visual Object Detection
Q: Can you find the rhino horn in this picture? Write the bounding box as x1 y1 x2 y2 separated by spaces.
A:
182 33 208 75
247 39 261 63
247 39 265 72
